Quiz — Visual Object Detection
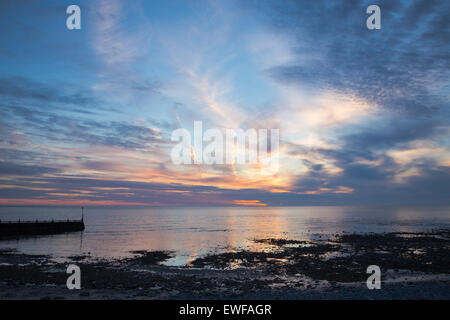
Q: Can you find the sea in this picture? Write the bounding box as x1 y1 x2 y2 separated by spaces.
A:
1 206 449 266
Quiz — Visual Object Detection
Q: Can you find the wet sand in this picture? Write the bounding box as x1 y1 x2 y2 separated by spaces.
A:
1 230 449 300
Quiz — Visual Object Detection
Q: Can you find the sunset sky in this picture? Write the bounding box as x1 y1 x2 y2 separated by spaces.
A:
0 0 449 206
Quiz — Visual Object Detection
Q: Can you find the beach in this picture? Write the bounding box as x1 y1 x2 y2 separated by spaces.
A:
1 229 449 300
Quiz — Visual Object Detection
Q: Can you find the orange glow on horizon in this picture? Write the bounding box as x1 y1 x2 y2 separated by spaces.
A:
233 200 268 206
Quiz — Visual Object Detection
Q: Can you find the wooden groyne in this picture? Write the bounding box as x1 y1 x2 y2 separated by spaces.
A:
0 219 85 238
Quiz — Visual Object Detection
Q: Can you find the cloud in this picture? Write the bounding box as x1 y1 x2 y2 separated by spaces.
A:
255 0 449 114
0 162 60 176
0 77 103 112
0 0 448 206
91 0 161 104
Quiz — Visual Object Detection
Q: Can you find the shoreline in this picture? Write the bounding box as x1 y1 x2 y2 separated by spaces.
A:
1 229 449 300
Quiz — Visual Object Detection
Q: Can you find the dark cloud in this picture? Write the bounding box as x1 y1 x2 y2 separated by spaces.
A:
0 75 176 152
256 0 449 116
1 102 172 151
0 77 107 113
80 161 120 172
0 161 60 176
341 119 442 152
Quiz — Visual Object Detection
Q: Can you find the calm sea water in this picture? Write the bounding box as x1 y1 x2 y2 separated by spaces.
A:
1 206 449 266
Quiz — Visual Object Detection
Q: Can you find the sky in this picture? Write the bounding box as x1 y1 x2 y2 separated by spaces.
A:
0 0 449 207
